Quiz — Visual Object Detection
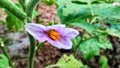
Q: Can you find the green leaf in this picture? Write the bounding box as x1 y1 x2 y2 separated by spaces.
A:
56 0 91 24
111 23 120 31
6 11 24 31
80 35 112 60
57 0 120 24
44 0 55 5
71 22 97 34
0 54 11 68
106 18 118 25
5 3 24 31
99 55 108 68
33 10 38 18
46 54 87 68
80 38 100 60
57 54 83 68
106 20 120 38
106 28 120 38
92 3 120 19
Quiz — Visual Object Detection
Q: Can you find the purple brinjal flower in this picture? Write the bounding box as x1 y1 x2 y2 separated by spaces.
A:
25 23 79 49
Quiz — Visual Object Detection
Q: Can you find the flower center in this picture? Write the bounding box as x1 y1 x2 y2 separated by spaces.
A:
47 29 60 41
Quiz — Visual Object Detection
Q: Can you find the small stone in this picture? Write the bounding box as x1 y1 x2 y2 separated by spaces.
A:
118 65 120 68
115 55 120 64
37 57 44 61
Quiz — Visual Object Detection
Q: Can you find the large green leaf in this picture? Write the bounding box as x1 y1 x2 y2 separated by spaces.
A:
80 35 112 60
57 0 120 18
0 54 11 68
56 0 120 24
56 0 91 24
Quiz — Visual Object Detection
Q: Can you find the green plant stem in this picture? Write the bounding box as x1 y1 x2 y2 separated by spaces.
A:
25 0 42 68
35 41 45 51
45 64 61 68
88 0 94 16
26 0 41 21
0 0 27 21
28 34 36 68
73 38 78 46
75 30 86 50
74 31 86 56
75 32 106 55
0 46 14 68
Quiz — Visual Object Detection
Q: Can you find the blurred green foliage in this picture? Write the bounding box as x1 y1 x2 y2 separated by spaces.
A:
55 0 120 67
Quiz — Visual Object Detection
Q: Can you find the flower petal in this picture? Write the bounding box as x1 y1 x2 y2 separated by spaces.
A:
47 37 72 49
64 28 79 39
25 23 47 42
47 24 65 29
46 24 66 34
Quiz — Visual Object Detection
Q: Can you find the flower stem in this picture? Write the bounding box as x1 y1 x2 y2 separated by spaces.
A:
74 30 86 56
25 0 41 68
0 44 14 68
35 41 45 51
28 34 36 68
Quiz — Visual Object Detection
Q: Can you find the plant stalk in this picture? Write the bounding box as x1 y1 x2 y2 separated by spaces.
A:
25 0 41 68
28 34 36 68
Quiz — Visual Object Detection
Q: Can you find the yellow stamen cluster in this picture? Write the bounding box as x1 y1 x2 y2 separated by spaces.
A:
47 29 60 41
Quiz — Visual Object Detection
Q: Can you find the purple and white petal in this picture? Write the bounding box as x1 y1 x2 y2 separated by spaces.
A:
46 37 72 49
25 23 79 49
46 24 66 34
64 28 79 39
47 24 65 29
25 23 47 42
58 38 72 49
